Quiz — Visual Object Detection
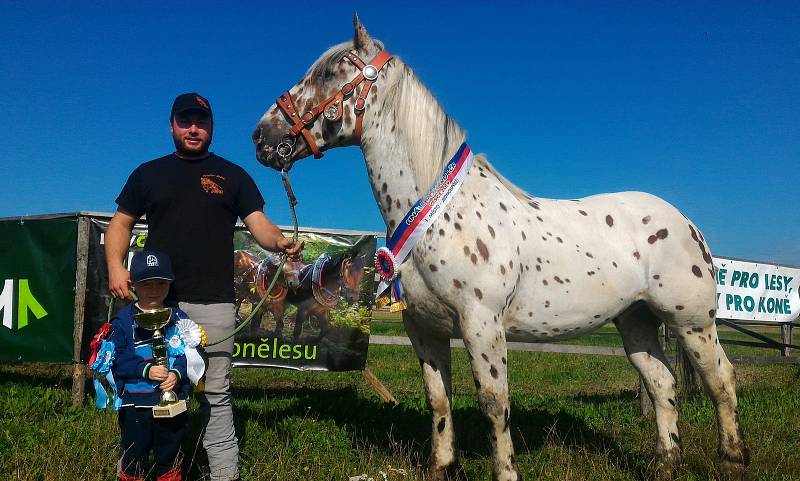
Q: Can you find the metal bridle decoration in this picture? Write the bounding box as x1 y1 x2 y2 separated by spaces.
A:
268 49 393 163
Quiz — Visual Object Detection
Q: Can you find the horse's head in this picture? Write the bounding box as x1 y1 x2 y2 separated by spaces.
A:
234 250 259 276
341 253 367 303
233 250 260 298
253 15 392 171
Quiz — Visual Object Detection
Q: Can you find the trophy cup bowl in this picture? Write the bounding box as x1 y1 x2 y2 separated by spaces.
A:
133 306 172 330
134 307 186 417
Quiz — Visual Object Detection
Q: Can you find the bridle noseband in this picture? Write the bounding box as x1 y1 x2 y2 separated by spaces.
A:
274 49 393 163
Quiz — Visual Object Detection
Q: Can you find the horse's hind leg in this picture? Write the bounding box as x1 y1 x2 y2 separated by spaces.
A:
404 319 465 481
615 303 681 479
675 321 749 480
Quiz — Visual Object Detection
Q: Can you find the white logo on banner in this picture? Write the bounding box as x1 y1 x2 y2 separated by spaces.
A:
714 257 800 323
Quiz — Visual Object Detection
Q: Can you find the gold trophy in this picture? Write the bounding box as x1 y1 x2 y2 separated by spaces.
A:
134 307 188 418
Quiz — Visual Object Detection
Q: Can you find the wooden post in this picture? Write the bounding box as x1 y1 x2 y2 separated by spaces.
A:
71 216 90 408
781 323 792 357
362 366 398 406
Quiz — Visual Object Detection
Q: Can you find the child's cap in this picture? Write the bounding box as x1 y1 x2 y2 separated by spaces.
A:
130 250 175 283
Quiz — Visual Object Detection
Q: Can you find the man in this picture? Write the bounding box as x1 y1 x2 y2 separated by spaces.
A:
106 92 301 481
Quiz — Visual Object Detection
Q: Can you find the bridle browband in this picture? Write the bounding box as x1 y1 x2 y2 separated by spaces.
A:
274 49 393 162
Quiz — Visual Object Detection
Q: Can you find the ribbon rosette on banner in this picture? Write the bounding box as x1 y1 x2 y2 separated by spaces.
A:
89 338 121 410
375 142 475 310
88 322 121 410
175 316 207 385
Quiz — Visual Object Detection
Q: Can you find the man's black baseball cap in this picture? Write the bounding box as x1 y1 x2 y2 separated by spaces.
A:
171 92 212 119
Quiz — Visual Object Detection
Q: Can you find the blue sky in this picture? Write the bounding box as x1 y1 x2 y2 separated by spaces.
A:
1 1 798 265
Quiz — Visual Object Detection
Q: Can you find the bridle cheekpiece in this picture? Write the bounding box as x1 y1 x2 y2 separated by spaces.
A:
273 49 393 164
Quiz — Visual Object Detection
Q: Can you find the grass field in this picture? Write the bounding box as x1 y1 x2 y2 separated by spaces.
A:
1 324 799 480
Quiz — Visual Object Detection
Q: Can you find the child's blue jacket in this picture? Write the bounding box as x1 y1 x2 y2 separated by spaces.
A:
110 303 190 408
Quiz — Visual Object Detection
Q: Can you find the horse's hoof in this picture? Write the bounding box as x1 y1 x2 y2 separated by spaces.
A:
429 463 468 481
720 460 751 481
653 457 682 481
653 464 675 481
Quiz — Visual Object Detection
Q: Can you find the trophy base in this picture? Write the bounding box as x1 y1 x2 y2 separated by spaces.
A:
152 400 187 418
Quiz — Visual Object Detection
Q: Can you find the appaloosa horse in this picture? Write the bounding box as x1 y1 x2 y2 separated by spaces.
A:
252 18 748 481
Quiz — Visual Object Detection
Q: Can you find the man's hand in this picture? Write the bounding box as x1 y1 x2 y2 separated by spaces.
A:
243 210 304 259
108 264 132 300
159 372 178 392
105 209 138 300
277 236 304 261
148 365 169 382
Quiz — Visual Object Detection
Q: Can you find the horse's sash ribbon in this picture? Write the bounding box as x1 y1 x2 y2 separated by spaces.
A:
376 142 474 298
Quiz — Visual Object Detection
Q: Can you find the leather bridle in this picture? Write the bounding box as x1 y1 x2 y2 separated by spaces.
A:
273 49 393 162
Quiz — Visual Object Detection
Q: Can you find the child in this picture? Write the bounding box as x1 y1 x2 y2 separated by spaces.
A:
111 250 196 481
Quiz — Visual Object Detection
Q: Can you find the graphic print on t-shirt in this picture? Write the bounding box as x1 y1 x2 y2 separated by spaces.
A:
200 174 225 195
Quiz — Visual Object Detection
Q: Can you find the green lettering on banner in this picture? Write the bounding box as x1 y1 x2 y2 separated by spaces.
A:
279 344 291 359
743 296 755 313
716 269 727 286
17 280 48 329
135 233 147 248
258 339 270 358
305 345 317 360
242 343 256 358
232 343 240 357
292 344 302 360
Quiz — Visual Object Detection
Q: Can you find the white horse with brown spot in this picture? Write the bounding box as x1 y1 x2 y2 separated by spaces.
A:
252 17 749 481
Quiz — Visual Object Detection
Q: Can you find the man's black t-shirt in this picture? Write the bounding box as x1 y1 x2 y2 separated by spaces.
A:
116 153 264 303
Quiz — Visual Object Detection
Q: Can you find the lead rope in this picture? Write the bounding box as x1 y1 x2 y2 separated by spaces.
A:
205 168 300 346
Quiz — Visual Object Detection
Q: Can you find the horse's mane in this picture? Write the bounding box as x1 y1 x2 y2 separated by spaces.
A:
309 40 532 201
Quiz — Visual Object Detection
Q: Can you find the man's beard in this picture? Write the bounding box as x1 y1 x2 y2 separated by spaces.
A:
173 134 211 158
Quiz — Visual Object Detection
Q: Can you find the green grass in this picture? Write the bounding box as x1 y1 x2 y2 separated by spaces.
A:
1 343 799 480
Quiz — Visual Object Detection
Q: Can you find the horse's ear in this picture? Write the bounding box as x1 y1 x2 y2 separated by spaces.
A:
353 13 372 51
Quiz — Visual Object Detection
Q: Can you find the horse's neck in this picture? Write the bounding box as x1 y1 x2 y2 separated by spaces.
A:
361 138 421 230
360 67 466 231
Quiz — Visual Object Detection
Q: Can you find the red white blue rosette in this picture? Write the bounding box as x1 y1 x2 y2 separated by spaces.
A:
375 246 400 281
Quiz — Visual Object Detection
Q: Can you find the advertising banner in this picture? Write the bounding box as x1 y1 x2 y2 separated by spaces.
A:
714 256 800 323
85 219 375 371
0 217 77 362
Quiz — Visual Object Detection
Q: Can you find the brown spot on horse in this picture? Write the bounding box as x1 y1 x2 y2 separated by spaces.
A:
476 238 490 261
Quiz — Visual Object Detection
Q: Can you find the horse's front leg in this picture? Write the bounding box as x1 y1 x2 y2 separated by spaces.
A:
405 319 465 481
271 303 285 340
459 306 520 481
292 305 306 342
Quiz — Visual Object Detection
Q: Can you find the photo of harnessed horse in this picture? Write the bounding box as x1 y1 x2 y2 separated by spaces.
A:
233 247 370 342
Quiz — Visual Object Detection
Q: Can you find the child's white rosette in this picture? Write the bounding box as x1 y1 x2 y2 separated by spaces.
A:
176 316 207 385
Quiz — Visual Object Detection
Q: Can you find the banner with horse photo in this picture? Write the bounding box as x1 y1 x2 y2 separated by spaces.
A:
232 229 376 370
84 218 376 371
